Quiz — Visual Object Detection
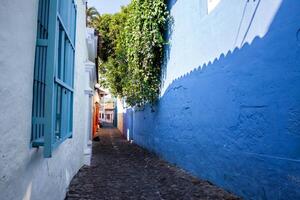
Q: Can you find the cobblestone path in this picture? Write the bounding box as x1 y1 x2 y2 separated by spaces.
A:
66 127 240 200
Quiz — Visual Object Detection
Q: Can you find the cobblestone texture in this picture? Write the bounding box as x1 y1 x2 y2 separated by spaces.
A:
66 127 241 200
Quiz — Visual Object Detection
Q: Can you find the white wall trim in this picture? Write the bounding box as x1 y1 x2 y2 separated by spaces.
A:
84 89 94 96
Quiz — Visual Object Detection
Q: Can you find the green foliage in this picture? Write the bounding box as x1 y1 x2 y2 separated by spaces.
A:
91 0 169 107
86 7 100 28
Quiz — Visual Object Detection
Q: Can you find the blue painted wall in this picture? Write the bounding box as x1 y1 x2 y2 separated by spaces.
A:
123 108 134 140
124 0 300 199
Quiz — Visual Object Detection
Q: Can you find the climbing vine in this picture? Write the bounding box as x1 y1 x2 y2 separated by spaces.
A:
90 0 169 107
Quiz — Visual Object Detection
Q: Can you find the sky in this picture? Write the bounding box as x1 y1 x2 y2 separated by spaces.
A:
87 0 131 14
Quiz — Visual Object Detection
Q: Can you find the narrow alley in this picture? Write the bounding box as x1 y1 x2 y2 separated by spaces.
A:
65 126 240 200
2 1 300 199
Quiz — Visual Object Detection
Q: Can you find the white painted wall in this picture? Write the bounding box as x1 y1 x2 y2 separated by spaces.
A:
162 0 283 93
86 28 98 62
83 60 99 165
117 98 125 135
0 0 96 199
207 0 221 14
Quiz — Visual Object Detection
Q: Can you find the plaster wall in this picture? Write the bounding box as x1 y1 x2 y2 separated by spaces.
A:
127 0 300 199
0 1 92 199
124 109 134 141
117 113 124 135
83 60 100 165
162 0 282 93
117 98 125 135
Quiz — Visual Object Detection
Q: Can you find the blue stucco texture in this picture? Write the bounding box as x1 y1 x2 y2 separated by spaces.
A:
124 1 300 199
123 108 134 140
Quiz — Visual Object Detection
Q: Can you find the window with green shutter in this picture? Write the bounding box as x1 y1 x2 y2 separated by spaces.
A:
31 0 77 158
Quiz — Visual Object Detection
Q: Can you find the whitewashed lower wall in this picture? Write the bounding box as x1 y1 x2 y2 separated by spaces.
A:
0 1 92 199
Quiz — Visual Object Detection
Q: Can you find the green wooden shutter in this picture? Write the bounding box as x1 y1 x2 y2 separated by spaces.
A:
31 0 77 158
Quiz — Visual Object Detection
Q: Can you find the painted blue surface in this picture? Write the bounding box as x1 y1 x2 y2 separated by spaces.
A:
114 102 118 127
32 0 77 157
124 0 300 199
124 108 134 140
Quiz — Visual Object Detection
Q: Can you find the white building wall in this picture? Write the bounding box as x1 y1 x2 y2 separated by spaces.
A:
0 1 94 199
83 61 99 165
117 98 125 135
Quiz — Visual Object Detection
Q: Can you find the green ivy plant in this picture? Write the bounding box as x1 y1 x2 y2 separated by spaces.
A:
90 0 169 107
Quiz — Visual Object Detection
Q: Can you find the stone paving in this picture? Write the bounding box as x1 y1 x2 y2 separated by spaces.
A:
66 127 241 200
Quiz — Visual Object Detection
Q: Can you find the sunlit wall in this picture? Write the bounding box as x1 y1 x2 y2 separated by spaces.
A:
125 0 300 199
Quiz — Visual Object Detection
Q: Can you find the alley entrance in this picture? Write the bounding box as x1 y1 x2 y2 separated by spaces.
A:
66 126 240 200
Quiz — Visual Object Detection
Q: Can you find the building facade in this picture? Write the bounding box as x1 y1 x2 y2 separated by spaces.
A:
100 97 115 124
123 0 300 199
0 0 98 199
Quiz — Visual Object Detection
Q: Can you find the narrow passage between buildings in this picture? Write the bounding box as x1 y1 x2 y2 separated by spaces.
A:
66 126 240 200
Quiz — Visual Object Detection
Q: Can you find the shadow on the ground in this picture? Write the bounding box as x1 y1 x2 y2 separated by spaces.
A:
66 128 241 200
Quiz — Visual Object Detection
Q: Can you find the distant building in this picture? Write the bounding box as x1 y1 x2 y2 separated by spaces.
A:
100 97 115 124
